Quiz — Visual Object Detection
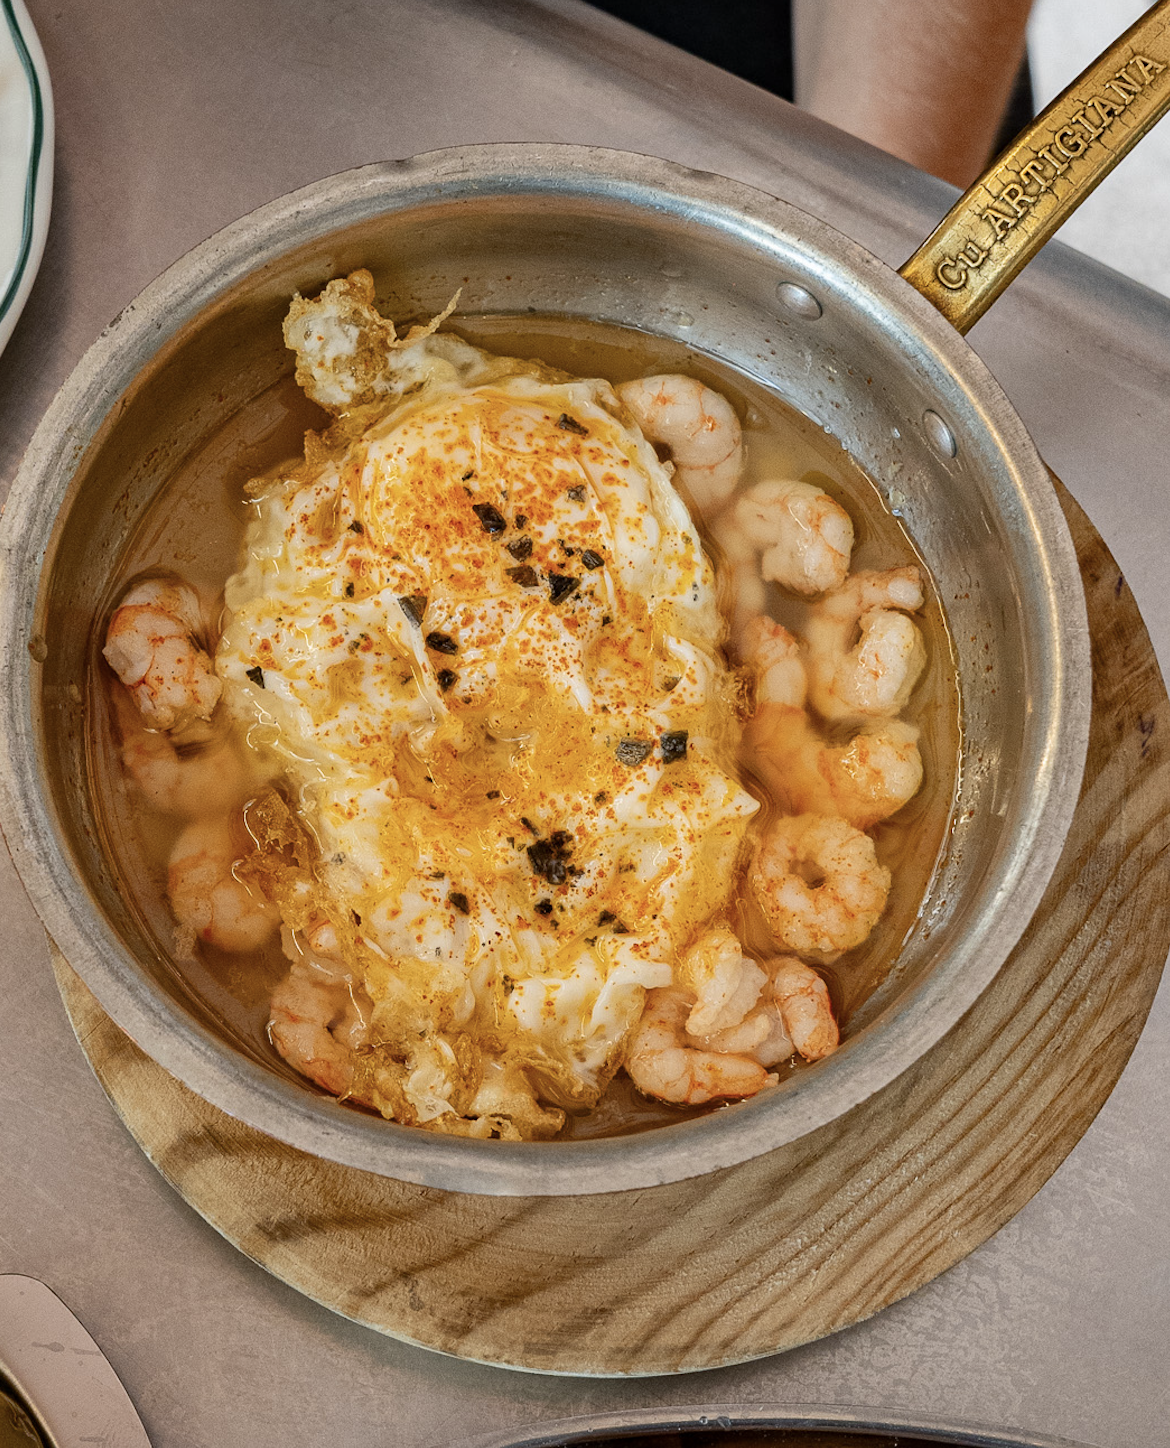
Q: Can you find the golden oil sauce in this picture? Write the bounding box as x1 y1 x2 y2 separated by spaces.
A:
88 313 959 1139
88 371 319 1065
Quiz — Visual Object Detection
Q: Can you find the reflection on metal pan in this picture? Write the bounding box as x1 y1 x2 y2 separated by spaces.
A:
471 1404 1098 1448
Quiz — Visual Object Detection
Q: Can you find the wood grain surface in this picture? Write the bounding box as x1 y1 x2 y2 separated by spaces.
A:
53 484 1170 1377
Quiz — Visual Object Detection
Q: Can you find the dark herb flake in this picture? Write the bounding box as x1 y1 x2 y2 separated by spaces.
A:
527 829 575 886
529 848 566 885
580 549 604 570
398 594 428 626
472 502 507 535
344 582 355 598
448 891 470 915
567 484 586 502
426 631 458 655
548 573 579 604
535 899 553 916
506 536 533 561
615 738 653 767
245 665 265 689
557 413 588 436
437 669 458 692
661 730 689 764
486 790 501 799
348 520 365 534
507 565 539 588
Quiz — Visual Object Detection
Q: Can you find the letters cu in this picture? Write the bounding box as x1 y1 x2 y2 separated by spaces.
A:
934 54 1168 292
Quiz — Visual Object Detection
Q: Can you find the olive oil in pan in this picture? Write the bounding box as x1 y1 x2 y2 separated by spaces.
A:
88 314 959 1136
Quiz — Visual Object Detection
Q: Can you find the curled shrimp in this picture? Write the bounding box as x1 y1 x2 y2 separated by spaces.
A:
109 687 258 820
817 721 923 832
167 816 280 954
103 577 222 732
750 812 891 961
695 997 793 1064
625 985 777 1105
709 508 768 635
616 373 743 513
268 929 372 1098
723 478 854 598
678 924 767 1037
741 615 922 830
770 956 839 1061
684 955 839 1066
805 567 926 724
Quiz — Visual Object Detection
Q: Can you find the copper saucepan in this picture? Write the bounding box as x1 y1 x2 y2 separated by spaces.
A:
0 6 1167 1194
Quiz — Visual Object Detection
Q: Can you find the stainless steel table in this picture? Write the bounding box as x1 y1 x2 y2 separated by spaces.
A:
2 3 1167 1445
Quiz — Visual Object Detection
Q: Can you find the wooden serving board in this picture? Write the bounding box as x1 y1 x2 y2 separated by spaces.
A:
53 484 1170 1377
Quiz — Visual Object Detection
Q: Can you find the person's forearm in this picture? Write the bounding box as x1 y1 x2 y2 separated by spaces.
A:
792 0 1035 187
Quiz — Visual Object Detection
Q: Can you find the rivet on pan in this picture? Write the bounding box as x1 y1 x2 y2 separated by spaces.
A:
777 282 823 319
922 409 958 459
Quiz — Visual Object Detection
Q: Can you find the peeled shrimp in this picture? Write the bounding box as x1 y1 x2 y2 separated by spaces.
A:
626 985 777 1105
616 374 743 512
741 615 922 829
109 688 256 820
751 812 891 961
817 721 923 831
268 942 371 1098
804 567 926 724
709 508 768 634
725 478 854 597
681 955 839 1066
167 817 280 954
695 997 794 1065
771 956 839 1061
103 577 222 732
742 613 810 709
678 924 767 1037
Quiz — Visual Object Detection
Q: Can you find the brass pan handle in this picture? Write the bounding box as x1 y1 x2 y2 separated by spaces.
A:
900 0 1170 333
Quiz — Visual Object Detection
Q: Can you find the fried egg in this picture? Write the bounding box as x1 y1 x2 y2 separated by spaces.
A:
215 271 758 1136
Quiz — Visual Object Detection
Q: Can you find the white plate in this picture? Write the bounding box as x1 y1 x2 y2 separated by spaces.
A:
0 0 52 358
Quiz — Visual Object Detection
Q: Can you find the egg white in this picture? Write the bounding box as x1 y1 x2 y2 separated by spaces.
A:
215 276 758 1134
